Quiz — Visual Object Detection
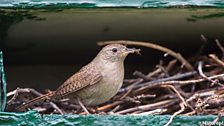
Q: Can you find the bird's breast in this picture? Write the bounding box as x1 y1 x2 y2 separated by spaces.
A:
75 62 124 106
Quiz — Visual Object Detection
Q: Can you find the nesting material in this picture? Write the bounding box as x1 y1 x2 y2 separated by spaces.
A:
6 36 224 124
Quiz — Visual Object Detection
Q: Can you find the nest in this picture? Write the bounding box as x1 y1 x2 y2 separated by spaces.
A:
5 35 224 125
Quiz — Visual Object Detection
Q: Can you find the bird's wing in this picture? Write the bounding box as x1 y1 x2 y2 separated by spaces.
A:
53 65 102 98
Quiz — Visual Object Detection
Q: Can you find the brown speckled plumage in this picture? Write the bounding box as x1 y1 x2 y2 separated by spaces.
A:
17 44 140 111
54 64 102 98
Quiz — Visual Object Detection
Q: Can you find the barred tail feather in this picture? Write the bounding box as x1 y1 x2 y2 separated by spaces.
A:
16 92 54 111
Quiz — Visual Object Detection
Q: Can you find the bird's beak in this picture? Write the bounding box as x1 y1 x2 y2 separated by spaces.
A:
122 47 141 56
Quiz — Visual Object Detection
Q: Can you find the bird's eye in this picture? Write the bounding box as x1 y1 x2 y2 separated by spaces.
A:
112 48 118 53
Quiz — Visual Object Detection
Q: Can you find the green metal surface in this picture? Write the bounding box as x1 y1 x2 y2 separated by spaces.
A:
0 0 224 8
1 1 224 125
0 111 223 126
0 51 6 112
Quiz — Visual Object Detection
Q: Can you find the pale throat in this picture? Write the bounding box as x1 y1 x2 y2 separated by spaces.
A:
92 54 125 78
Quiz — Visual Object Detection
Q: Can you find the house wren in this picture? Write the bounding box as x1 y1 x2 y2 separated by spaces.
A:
17 44 140 111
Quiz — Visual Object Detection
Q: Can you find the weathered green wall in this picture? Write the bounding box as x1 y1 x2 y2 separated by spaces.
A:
0 111 223 126
0 52 6 111
1 0 224 8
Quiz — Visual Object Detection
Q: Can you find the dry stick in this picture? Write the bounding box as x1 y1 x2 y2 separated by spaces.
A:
206 94 224 108
44 102 64 114
185 89 218 114
215 39 224 57
123 78 141 86
198 61 221 86
98 94 156 113
98 40 194 71
119 78 144 99
128 72 224 94
209 54 224 68
147 68 162 78
186 91 215 103
77 98 90 114
49 102 64 114
7 88 21 104
109 105 121 113
160 85 187 107
194 94 222 114
198 61 214 82
120 71 197 93
7 88 43 97
97 101 123 112
124 97 141 104
164 102 185 126
133 94 156 99
130 109 167 115
7 88 64 114
133 71 149 80
200 34 208 43
7 88 44 105
157 64 170 77
115 99 175 114
124 94 156 104
165 59 177 73
194 34 208 61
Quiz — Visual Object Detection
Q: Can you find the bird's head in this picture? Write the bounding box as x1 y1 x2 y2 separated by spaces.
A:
97 44 140 63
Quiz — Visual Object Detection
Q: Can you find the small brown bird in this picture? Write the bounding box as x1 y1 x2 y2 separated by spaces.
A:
17 44 140 112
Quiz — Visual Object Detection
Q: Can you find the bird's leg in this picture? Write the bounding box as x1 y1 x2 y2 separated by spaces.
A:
77 98 90 114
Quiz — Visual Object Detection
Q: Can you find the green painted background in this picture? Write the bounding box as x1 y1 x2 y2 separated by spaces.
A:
1 0 224 125
0 52 6 112
0 111 223 126
1 0 224 8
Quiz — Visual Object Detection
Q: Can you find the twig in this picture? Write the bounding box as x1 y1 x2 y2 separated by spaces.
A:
7 88 43 105
166 60 177 72
7 88 42 97
209 54 224 68
98 94 156 113
200 34 208 43
98 40 194 71
124 97 141 104
7 88 64 114
133 71 150 80
164 102 185 126
119 78 143 99
130 109 167 115
109 105 121 113
115 99 175 114
198 61 220 86
196 35 208 56
215 39 224 57
133 94 156 99
160 85 187 107
49 102 64 114
126 72 224 94
157 64 170 77
206 94 224 107
78 98 90 114
97 101 123 112
198 61 214 82
120 71 197 93
147 67 162 78
7 88 20 104
194 94 223 114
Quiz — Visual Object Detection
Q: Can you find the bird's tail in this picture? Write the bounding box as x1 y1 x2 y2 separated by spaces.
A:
16 92 54 111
